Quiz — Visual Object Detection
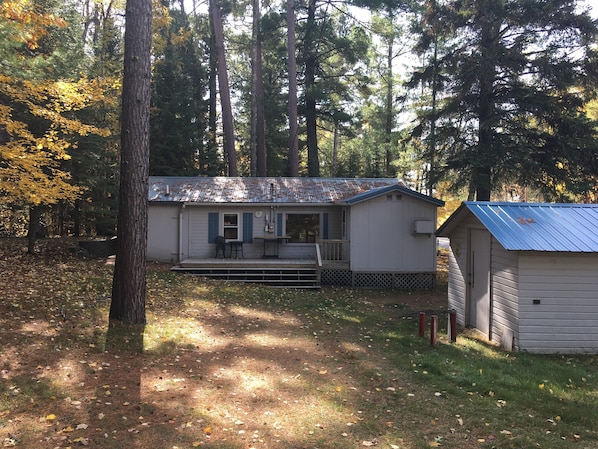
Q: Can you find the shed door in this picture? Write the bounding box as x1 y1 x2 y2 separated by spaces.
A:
469 229 491 337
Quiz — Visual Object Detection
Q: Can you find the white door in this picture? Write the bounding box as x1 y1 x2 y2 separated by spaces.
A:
469 229 491 337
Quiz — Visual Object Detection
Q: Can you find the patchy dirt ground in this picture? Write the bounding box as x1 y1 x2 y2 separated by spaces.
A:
1 238 457 449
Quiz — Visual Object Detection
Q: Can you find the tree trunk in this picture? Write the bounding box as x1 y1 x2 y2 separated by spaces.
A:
207 5 218 174
428 34 439 196
332 122 339 177
286 0 299 176
304 0 319 177
211 0 238 176
475 9 497 202
251 0 266 176
109 0 152 326
384 8 394 178
26 206 42 254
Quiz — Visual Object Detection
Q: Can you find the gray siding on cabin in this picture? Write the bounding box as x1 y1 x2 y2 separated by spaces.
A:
518 253 598 354
147 194 439 275
147 205 180 262
349 194 437 272
186 205 339 260
188 208 209 258
490 239 519 349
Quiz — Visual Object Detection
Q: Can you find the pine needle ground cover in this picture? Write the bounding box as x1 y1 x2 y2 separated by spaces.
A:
1 239 597 449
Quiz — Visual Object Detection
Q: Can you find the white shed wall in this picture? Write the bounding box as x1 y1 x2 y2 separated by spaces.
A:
147 204 180 262
518 253 598 354
349 194 436 272
446 216 482 325
490 239 519 349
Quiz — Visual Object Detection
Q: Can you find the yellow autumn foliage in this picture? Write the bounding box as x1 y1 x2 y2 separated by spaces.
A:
0 0 67 50
0 2 113 207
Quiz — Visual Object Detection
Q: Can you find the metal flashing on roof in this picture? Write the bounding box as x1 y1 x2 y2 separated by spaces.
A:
437 201 598 252
341 184 445 206
148 176 444 206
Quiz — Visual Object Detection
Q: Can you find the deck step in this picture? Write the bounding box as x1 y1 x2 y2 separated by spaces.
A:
172 265 320 288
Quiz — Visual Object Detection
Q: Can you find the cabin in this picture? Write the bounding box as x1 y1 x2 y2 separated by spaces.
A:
148 176 444 288
436 202 598 354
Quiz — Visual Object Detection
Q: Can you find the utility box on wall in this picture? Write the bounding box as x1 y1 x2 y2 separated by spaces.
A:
413 219 435 235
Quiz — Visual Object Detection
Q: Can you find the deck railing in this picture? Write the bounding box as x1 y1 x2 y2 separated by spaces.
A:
317 239 349 263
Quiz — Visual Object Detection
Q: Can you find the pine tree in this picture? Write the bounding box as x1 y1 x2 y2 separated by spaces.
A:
410 0 598 201
150 4 210 177
110 0 152 326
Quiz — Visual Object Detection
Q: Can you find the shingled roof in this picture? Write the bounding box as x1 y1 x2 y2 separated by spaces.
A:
148 176 421 204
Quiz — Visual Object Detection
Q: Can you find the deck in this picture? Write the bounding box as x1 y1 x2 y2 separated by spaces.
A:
173 257 321 288
177 257 317 269
172 239 351 288
172 257 350 288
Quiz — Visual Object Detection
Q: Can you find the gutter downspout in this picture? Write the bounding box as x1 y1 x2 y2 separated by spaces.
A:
178 204 186 262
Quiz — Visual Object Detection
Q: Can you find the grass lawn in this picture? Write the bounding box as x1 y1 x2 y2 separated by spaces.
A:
1 238 597 449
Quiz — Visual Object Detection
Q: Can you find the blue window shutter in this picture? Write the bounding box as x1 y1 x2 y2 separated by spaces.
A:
322 213 329 239
243 212 253 243
277 213 283 236
208 212 219 243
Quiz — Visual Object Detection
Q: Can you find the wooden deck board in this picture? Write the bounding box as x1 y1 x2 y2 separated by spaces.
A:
177 258 316 269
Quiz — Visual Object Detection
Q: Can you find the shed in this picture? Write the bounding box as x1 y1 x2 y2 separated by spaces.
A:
436 202 598 354
148 177 444 288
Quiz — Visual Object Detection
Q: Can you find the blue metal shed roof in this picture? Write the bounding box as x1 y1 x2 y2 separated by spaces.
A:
437 202 598 252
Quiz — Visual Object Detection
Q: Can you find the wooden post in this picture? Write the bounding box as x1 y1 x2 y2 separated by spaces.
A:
449 310 457 343
430 315 438 346
419 312 426 338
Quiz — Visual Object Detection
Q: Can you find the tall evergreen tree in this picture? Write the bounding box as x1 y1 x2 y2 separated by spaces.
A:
296 1 370 177
150 3 211 176
410 0 598 201
211 0 238 176
71 0 122 236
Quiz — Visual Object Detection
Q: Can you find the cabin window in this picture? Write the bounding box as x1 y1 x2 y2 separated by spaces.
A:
223 213 240 240
286 213 320 243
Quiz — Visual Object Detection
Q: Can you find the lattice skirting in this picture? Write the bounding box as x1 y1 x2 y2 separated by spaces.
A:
321 269 435 289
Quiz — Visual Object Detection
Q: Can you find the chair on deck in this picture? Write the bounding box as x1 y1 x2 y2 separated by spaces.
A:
214 235 226 258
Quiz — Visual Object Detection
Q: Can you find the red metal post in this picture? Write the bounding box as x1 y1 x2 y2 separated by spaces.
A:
449 310 457 343
430 315 438 346
418 312 426 338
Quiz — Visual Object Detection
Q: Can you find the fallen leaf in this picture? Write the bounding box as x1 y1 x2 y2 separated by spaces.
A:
45 414 57 421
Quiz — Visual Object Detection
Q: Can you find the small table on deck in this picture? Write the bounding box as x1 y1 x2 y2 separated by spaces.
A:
228 241 244 259
254 236 290 258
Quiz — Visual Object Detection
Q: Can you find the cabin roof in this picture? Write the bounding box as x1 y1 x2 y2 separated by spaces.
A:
437 201 598 252
148 176 443 206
